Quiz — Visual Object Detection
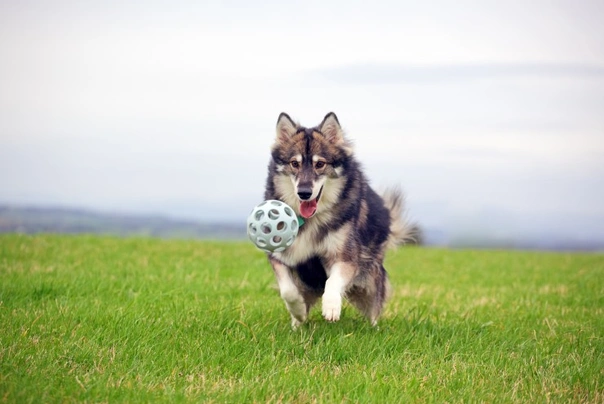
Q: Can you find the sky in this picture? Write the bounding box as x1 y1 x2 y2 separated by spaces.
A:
1 1 603 245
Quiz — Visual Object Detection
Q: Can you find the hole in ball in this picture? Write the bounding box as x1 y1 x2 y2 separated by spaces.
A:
277 221 286 231
268 209 280 220
248 223 257 234
257 238 267 247
272 235 282 244
255 210 265 221
261 223 272 234
291 220 298 231
284 207 293 217
286 237 294 246
270 201 281 206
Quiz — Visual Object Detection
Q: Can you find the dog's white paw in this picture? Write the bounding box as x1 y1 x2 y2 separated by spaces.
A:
322 293 342 322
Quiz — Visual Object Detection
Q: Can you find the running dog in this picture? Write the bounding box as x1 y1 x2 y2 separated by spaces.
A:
264 112 411 327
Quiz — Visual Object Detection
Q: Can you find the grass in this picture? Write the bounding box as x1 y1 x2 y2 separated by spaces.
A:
0 234 602 403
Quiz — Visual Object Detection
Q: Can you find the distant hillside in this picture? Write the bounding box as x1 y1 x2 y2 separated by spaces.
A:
2 204 602 251
0 205 245 239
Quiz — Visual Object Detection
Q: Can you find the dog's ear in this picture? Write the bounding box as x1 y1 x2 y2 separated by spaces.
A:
319 112 352 156
319 112 343 144
276 113 297 141
319 112 353 155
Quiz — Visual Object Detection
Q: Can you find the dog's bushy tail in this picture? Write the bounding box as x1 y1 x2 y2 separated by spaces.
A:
381 187 419 249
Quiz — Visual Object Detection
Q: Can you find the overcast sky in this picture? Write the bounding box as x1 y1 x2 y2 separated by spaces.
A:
1 1 603 241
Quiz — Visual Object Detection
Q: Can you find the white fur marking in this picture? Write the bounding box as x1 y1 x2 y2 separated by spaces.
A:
322 262 349 322
274 175 299 213
273 261 307 327
311 176 326 200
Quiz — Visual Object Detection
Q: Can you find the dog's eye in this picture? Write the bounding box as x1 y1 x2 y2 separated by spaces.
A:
290 161 300 169
315 161 326 169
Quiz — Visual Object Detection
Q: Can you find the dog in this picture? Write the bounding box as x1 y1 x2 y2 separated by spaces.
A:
264 112 411 327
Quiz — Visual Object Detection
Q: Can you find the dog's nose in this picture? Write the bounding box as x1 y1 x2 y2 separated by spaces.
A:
297 190 313 200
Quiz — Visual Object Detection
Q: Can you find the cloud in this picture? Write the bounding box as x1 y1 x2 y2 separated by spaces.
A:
310 63 604 85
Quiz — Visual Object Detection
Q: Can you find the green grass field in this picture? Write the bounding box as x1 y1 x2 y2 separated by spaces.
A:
1 234 602 403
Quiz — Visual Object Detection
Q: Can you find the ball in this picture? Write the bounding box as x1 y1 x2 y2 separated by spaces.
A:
247 200 299 252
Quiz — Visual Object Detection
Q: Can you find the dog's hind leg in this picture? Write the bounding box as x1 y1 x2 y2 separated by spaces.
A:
270 259 307 328
347 265 390 326
368 266 391 326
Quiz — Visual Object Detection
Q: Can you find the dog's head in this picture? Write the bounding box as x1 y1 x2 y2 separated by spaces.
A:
271 112 353 219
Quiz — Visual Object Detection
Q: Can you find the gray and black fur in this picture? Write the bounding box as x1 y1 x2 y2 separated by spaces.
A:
264 112 410 327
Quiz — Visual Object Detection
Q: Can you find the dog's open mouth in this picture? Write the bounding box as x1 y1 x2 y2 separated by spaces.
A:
299 186 323 219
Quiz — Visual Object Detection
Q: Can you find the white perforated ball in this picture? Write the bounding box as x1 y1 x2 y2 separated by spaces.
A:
247 200 299 252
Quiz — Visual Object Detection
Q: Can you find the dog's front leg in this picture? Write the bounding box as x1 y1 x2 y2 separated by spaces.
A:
270 258 307 328
322 262 356 322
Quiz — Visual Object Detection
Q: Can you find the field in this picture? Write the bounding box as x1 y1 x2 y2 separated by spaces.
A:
1 234 602 403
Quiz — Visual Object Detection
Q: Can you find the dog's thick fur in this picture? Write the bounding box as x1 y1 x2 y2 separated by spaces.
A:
264 112 411 327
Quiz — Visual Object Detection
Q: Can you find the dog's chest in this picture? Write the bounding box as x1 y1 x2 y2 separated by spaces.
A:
273 226 322 267
273 221 350 268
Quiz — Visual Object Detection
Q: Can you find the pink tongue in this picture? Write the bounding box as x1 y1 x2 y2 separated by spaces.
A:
300 200 317 219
